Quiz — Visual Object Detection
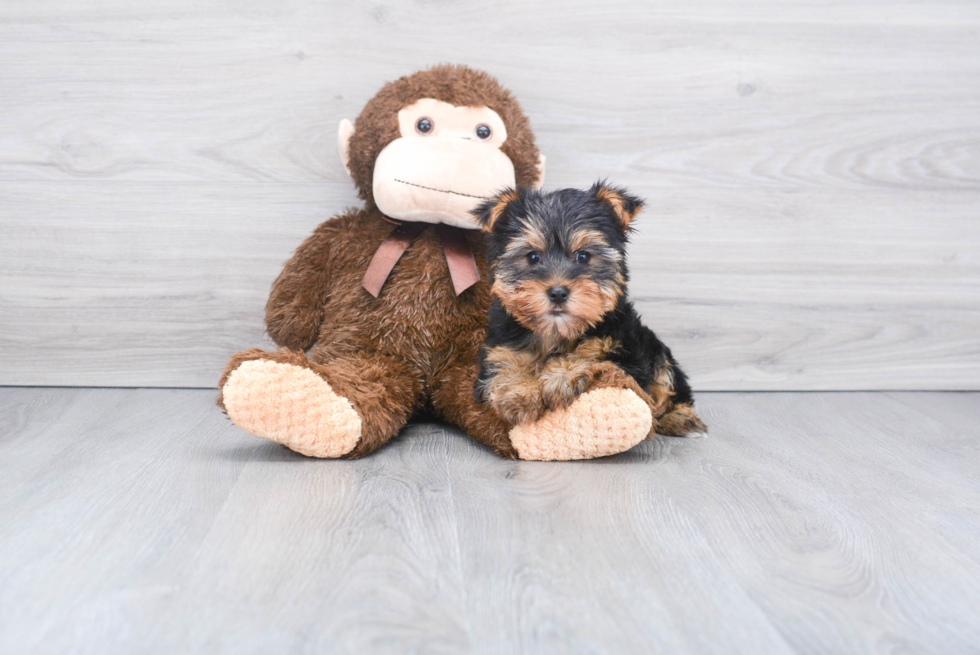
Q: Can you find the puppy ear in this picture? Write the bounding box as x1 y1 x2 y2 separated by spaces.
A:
471 188 521 234
591 181 644 230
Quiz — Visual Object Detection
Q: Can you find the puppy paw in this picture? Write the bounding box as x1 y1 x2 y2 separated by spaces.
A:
490 388 547 425
540 358 621 411
656 403 708 437
540 368 592 410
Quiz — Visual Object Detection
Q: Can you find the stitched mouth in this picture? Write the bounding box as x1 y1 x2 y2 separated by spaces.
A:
394 179 489 200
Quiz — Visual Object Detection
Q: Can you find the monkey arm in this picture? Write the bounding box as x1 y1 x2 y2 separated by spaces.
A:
264 222 339 350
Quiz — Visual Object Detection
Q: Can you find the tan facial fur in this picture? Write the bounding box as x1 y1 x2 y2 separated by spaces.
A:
569 228 614 255
492 276 621 348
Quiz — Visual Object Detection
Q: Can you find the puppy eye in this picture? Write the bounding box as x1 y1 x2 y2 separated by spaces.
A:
526 251 541 265
575 251 592 264
416 117 433 134
475 124 492 140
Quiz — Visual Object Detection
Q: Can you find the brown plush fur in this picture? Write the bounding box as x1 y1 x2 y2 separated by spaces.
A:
219 346 423 458
218 65 649 458
218 209 517 457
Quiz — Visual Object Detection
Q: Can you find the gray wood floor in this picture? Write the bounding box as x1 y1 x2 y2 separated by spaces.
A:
1 388 978 654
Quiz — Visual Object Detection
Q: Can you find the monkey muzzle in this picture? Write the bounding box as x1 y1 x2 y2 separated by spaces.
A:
372 137 516 230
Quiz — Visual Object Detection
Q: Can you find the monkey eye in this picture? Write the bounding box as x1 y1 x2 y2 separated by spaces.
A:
526 251 541 265
416 117 433 135
575 251 592 264
475 124 492 140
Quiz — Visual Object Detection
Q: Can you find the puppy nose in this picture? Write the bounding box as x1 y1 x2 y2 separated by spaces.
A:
547 285 570 304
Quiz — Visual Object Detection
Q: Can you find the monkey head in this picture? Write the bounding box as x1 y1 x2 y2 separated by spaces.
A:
338 64 546 230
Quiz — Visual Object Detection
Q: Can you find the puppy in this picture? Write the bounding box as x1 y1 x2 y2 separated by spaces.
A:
471 182 706 437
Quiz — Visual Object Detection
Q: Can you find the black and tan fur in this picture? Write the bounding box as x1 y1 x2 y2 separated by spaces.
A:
472 183 706 436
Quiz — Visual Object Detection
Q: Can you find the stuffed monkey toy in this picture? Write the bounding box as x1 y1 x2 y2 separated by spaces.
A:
217 64 655 460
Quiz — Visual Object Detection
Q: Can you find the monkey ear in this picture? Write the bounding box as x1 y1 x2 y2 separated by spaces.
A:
534 154 546 190
591 181 644 230
338 119 355 177
471 188 521 234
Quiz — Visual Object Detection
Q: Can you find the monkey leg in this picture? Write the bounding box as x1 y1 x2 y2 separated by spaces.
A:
434 357 653 461
218 348 423 458
431 358 519 459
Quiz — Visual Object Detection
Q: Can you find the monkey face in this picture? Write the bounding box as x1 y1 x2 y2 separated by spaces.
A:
341 98 520 230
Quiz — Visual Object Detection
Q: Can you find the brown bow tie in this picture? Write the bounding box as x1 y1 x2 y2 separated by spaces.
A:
362 221 481 298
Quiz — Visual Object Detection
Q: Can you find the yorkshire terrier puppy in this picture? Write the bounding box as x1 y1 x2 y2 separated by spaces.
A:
471 182 706 437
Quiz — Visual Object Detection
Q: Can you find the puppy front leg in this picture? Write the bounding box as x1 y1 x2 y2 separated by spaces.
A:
539 337 618 411
539 358 615 411
476 346 547 425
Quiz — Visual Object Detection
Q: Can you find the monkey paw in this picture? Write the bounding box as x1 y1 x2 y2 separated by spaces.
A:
222 359 362 458
509 387 652 461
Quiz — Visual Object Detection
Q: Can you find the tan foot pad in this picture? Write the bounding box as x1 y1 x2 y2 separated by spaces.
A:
222 360 361 458
509 387 653 461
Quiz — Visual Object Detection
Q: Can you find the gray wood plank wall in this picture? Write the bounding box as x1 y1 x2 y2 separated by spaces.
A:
1 0 978 389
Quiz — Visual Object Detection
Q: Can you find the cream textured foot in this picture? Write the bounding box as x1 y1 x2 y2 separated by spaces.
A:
222 360 361 458
509 387 652 461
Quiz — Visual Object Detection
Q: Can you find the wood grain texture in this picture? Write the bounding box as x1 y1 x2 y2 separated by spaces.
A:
1 182 977 388
0 388 470 654
1 0 979 389
1 388 979 653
